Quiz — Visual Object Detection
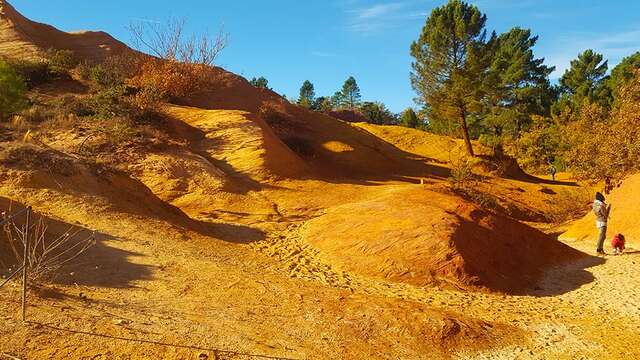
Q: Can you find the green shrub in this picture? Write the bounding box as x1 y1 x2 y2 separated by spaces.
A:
456 188 501 211
91 85 130 118
51 95 95 117
0 60 29 120
46 49 78 78
6 59 50 88
448 157 475 189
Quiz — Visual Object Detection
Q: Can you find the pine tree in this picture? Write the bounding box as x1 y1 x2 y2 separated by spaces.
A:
311 96 333 112
0 60 28 120
250 76 270 89
331 91 345 109
400 108 420 128
359 102 397 125
410 0 490 156
484 27 555 140
608 52 640 100
559 49 609 106
340 76 361 109
298 80 315 108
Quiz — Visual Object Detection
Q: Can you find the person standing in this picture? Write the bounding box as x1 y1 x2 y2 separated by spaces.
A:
593 192 611 255
549 164 557 181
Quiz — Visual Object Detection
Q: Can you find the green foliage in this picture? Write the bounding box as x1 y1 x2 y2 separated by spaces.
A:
400 108 420 128
608 52 640 101
559 49 610 108
311 96 333 112
338 76 361 109
406 0 639 181
91 85 131 119
297 80 315 108
448 157 475 189
0 60 29 120
78 58 130 96
45 49 78 78
331 91 345 109
5 50 77 89
250 76 270 90
509 116 562 172
483 28 556 141
6 59 50 88
410 0 490 156
359 102 397 125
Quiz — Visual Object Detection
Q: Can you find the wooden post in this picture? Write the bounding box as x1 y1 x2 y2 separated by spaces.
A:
21 206 31 322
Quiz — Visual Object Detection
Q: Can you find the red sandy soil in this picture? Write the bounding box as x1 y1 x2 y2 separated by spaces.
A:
561 173 640 246
0 0 129 61
1 2 639 359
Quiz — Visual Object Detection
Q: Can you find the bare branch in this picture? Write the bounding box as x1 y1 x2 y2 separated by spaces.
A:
128 18 228 66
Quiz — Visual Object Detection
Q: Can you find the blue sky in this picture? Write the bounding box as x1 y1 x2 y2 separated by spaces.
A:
10 0 640 112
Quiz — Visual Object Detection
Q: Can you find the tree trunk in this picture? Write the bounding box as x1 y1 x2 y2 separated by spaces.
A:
459 109 475 157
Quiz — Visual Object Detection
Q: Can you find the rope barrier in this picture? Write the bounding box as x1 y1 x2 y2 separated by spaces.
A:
0 265 24 289
0 207 29 227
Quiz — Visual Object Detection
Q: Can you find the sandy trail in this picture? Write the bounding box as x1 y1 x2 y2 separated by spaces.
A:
1 176 638 359
255 221 640 359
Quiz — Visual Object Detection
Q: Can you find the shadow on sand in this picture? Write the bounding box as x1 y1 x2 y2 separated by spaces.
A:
451 212 605 296
526 254 605 297
0 197 263 290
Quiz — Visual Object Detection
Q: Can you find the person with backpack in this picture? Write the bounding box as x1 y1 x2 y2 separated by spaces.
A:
611 233 626 255
593 192 611 255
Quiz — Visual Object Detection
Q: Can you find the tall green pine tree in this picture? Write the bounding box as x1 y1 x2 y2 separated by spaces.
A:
340 76 361 109
559 49 609 106
410 0 490 156
298 80 315 108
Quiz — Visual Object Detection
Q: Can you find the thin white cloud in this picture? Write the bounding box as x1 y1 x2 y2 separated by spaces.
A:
347 2 406 34
546 28 640 79
355 3 405 19
344 1 432 35
130 17 161 24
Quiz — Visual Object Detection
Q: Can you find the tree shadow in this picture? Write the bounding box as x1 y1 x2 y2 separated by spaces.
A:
53 232 155 288
259 109 452 185
509 172 579 187
0 198 154 289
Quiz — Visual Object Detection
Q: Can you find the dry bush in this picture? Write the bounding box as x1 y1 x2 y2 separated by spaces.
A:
258 102 297 133
455 187 501 211
1 209 95 283
6 58 50 88
126 18 228 102
78 55 141 89
563 70 640 181
128 18 228 66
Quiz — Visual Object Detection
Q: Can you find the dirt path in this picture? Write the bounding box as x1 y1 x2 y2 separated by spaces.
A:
254 223 640 359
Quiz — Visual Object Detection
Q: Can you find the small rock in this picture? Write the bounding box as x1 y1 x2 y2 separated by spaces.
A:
113 319 131 326
198 352 209 360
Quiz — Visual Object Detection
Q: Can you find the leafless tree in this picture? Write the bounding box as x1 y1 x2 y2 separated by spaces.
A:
2 209 95 282
128 18 228 66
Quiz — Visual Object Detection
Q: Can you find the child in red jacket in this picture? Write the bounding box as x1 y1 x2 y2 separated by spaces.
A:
611 233 626 255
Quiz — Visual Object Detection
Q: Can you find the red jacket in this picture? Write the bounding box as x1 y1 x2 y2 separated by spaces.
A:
611 234 626 249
